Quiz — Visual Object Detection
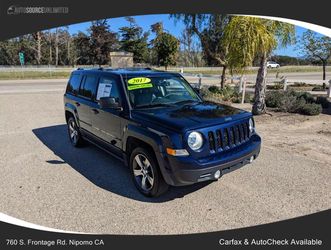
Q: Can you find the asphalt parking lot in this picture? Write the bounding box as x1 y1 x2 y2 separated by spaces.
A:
0 80 330 234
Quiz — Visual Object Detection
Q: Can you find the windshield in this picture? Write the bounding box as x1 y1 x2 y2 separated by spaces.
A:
124 75 201 109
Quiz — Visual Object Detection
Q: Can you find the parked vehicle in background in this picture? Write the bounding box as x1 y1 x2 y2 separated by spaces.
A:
267 61 280 68
63 68 261 197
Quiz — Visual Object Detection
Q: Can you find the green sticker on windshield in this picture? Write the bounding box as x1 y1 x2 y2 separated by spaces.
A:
128 77 151 84
128 83 153 90
127 77 153 90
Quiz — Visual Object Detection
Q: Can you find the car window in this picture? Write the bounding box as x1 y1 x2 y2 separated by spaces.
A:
79 75 98 100
66 74 82 95
96 76 121 103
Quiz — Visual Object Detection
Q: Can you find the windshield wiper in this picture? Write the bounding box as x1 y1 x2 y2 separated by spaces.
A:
174 99 200 105
135 103 175 109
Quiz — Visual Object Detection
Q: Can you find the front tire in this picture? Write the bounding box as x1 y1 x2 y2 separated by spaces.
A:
130 147 168 197
67 116 84 147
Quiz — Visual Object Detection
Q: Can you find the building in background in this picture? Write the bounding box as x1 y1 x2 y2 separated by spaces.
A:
109 52 133 68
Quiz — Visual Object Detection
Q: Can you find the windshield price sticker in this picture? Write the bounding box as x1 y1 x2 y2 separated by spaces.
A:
127 77 153 90
128 77 151 84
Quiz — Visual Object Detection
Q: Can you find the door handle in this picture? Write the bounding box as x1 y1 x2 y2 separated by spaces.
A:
75 102 80 107
91 108 99 114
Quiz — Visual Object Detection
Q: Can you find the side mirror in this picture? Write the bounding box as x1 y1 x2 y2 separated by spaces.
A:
99 97 122 110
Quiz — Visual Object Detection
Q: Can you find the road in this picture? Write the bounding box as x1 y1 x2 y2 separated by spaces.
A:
0 69 329 93
0 79 65 94
0 80 330 234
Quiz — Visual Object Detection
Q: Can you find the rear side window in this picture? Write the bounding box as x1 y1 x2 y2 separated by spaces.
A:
66 74 82 95
79 75 98 100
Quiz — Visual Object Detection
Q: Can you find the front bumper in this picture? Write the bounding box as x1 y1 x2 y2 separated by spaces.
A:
159 134 261 186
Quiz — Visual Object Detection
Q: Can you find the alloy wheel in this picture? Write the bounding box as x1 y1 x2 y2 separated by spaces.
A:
68 119 78 144
133 154 155 191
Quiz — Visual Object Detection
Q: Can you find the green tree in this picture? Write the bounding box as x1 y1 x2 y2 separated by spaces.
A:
299 30 331 88
223 16 295 115
253 20 295 115
89 19 118 66
72 32 91 65
119 17 149 63
178 28 204 67
0 40 18 65
151 22 179 70
171 14 231 87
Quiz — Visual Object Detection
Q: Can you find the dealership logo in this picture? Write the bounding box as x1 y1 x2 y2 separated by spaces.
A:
7 5 18 15
7 5 69 15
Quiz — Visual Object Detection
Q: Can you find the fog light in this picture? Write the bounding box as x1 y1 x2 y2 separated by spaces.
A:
249 156 254 163
214 170 221 179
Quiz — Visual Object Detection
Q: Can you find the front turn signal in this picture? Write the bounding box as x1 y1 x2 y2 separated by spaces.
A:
166 148 189 156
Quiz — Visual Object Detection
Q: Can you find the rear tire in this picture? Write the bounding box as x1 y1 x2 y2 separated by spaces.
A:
67 116 84 147
130 147 169 197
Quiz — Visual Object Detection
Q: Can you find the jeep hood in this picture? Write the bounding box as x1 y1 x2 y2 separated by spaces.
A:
131 101 251 132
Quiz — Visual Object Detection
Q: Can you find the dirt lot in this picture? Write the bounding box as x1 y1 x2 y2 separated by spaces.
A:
233 103 331 165
256 112 331 164
0 80 330 234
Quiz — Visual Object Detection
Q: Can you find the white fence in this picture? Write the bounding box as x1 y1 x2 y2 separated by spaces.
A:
187 74 331 100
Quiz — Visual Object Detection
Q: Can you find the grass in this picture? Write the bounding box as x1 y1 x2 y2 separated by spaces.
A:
0 71 71 80
0 65 329 80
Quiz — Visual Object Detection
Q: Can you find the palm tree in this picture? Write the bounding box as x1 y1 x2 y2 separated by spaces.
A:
223 17 295 115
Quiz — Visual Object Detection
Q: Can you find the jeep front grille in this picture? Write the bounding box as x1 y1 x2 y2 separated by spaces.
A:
207 121 250 152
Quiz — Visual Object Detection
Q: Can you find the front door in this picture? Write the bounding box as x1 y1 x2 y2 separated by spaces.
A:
92 75 123 151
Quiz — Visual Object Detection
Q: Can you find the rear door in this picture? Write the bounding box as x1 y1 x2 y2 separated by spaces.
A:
92 75 123 151
76 74 99 133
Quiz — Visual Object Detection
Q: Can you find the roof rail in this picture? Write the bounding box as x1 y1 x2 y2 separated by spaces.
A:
113 67 155 71
76 67 104 71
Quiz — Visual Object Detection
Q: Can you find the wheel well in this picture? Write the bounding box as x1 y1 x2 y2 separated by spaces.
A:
126 137 156 159
65 110 74 122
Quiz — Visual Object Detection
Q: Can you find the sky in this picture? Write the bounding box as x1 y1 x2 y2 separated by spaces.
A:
67 14 310 58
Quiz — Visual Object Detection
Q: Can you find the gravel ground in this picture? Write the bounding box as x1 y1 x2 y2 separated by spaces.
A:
0 82 330 234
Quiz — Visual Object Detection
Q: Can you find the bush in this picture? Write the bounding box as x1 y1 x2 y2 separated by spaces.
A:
208 85 220 94
296 92 315 103
245 93 255 103
207 85 240 102
280 95 306 113
267 82 284 90
300 103 323 115
312 85 329 91
266 91 284 108
265 90 322 115
291 82 310 87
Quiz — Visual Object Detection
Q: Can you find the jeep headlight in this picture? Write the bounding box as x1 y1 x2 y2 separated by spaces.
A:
187 131 203 151
249 118 255 134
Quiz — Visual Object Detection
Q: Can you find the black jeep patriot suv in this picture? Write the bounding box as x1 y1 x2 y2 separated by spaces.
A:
64 68 261 197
